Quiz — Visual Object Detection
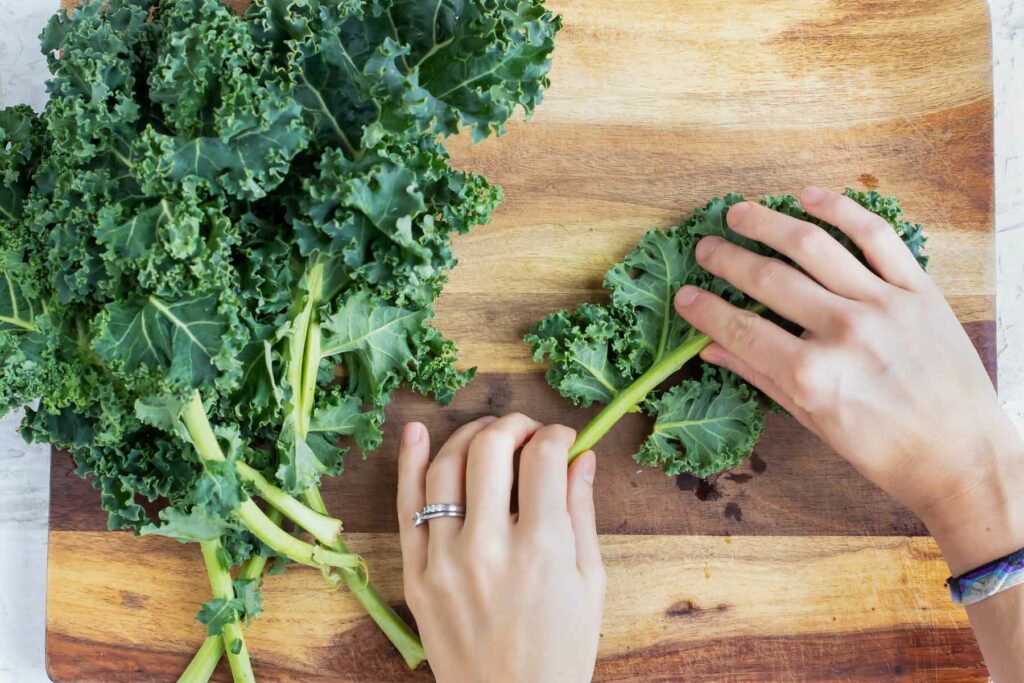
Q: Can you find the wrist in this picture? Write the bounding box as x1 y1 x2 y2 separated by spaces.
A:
921 421 1024 576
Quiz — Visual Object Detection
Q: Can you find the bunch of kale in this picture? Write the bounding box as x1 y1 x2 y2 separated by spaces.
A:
0 0 559 679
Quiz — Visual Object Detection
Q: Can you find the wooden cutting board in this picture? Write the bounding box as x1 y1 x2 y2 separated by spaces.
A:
46 0 996 680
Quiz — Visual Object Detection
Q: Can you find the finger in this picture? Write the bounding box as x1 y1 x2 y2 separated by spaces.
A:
517 424 576 528
694 234 837 331
699 343 808 425
566 450 603 579
397 422 430 577
674 285 802 395
425 416 497 554
464 413 542 534
725 201 882 300
799 187 927 291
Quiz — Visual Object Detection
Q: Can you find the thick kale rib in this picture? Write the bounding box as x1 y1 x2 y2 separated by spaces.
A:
0 0 560 678
527 191 928 477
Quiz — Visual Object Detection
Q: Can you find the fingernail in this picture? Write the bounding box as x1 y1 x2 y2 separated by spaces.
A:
402 422 425 447
695 236 723 262
726 201 751 226
802 187 827 204
581 452 596 485
675 285 700 307
479 415 499 424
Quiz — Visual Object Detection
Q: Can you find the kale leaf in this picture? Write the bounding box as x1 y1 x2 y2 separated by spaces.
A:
527 190 927 478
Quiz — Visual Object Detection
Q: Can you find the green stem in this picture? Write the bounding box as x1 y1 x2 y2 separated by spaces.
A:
274 257 426 669
288 260 324 438
0 315 34 332
302 487 427 670
299 305 322 438
236 461 342 548
182 392 362 571
235 494 359 570
182 393 226 462
200 540 255 683
240 507 284 581
177 636 223 683
568 303 767 461
181 510 284 683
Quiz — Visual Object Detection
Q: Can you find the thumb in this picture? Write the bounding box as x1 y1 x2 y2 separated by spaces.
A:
567 450 603 580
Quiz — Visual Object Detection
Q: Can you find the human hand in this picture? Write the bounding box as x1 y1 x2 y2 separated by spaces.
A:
396 414 605 683
673 187 1024 574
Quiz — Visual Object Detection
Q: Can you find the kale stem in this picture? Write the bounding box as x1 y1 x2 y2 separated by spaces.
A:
200 539 255 683
240 507 284 581
235 492 360 570
182 392 363 571
302 487 427 670
181 509 284 683
236 461 342 547
271 258 426 669
182 393 224 462
299 262 324 435
177 636 223 683
569 303 767 460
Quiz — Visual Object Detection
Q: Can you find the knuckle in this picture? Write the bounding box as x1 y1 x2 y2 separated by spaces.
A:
830 308 867 345
726 310 760 350
459 540 504 587
863 214 892 235
471 429 511 455
790 355 825 410
501 412 539 432
423 563 458 598
792 225 823 256
477 539 506 567
860 215 894 244
404 579 426 612
535 423 577 448
751 261 783 290
523 520 572 555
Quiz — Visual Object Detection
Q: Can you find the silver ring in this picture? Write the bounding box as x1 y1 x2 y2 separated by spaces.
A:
414 503 466 527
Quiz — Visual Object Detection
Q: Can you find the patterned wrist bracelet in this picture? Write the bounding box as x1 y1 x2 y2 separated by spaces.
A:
946 547 1024 606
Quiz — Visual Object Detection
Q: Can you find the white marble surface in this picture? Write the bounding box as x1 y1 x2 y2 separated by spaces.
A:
0 2 1021 681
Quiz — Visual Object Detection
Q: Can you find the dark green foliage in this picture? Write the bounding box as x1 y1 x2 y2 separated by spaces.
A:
1 0 559 640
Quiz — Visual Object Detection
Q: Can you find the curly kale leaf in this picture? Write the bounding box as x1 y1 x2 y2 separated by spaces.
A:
636 367 764 478
93 293 242 388
0 105 46 223
528 190 928 477
524 303 634 408
309 391 384 452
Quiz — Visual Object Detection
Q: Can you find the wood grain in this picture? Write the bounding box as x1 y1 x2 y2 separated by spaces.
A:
47 0 995 679
50 316 994 539
46 532 987 682
48 370 962 538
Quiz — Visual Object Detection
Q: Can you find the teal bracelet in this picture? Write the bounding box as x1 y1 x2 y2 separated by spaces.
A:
946 547 1024 606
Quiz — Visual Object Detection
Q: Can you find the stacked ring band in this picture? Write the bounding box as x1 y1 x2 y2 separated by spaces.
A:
413 503 467 527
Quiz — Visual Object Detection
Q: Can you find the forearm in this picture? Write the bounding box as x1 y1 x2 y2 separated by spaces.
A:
923 420 1024 681
965 586 1024 682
